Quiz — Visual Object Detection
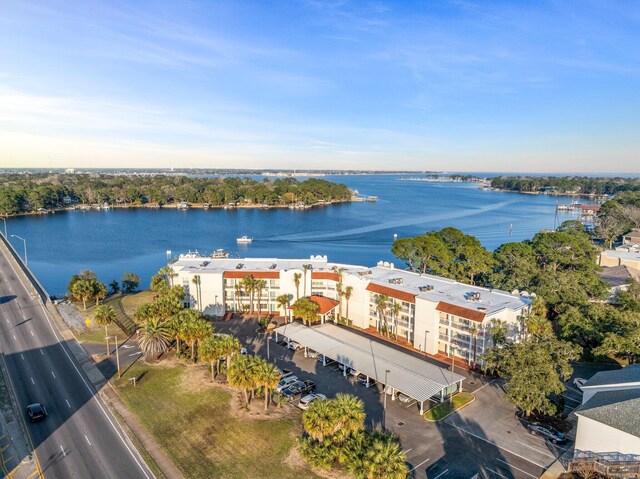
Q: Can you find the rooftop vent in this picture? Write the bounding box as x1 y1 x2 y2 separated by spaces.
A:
419 285 434 292
389 278 403 285
236 263 244 270
477 307 487 311
468 292 481 301
201 261 210 267
359 270 373 276
269 263 277 270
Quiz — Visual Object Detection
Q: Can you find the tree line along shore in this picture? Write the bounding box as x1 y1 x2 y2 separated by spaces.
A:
0 173 353 216
489 175 640 196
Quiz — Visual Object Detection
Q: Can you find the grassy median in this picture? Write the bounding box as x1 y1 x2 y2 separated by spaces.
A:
114 362 323 479
424 392 475 421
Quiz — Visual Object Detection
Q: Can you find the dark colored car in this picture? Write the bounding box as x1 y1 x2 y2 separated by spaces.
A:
281 380 316 400
27 403 48 423
526 423 566 444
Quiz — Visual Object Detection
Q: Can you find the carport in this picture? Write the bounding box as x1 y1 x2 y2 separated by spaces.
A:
273 322 465 415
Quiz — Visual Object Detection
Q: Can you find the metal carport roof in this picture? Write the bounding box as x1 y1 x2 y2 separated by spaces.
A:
273 322 464 404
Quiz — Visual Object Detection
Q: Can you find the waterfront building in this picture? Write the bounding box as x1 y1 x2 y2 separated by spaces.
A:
170 255 531 364
598 247 640 270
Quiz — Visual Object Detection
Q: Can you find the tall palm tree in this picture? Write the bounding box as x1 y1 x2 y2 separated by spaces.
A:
198 334 219 381
336 282 344 320
302 399 338 442
241 275 256 314
160 266 177 287
470 323 478 366
192 275 202 312
185 317 212 362
302 264 312 296
276 294 290 320
375 294 390 337
234 283 243 312
72 279 94 310
293 273 302 300
255 360 281 411
332 393 365 442
228 355 257 407
390 302 401 340
94 305 116 352
344 286 353 322
221 335 242 369
361 431 409 479
94 281 108 306
138 317 172 359
255 279 267 320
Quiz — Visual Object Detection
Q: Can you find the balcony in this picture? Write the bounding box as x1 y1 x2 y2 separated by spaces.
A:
438 318 485 335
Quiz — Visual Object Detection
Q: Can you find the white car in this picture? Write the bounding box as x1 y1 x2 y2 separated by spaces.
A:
240 347 248 355
298 393 327 410
573 378 587 390
287 341 301 351
276 376 299 392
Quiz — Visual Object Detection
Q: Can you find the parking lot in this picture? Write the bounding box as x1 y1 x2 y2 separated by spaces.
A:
216 318 616 479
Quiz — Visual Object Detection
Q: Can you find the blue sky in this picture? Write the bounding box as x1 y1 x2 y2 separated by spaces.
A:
1 0 639 172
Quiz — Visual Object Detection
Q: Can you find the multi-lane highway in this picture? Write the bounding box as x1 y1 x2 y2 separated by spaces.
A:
0 240 153 479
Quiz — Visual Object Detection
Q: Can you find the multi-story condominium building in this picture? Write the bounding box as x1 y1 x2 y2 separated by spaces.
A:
170 255 531 364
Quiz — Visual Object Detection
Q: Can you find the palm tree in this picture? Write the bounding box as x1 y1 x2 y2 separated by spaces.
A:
241 275 256 314
302 399 338 442
94 281 108 306
138 317 172 359
228 355 257 407
332 393 365 441
336 282 344 320
255 279 266 320
344 286 353 322
185 317 212 362
234 283 243 312
375 294 390 337
94 305 116 349
198 334 219 381
293 273 302 300
255 360 281 411
389 302 401 340
192 275 202 312
72 279 94 310
361 431 409 479
470 323 478 366
302 264 312 296
218 335 242 370
160 266 177 287
276 294 290 320
292 297 320 326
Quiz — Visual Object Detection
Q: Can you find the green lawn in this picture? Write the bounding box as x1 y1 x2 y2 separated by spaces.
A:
424 392 475 421
114 363 323 479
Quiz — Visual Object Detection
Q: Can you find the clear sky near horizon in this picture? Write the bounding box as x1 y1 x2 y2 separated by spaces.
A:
1 1 639 172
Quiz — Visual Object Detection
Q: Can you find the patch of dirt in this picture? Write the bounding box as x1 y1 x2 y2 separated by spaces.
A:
56 301 85 330
285 444 350 479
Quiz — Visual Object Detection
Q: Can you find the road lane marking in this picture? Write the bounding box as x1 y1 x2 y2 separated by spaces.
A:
496 459 537 478
402 448 412 454
39 350 44 356
433 469 449 479
129 351 143 357
408 457 431 472
84 435 92 446
447 423 547 469
66 399 71 408
0 242 152 479
12 335 16 340
30 377 34 385
486 467 509 479
515 440 555 458
51 371 56 379
60 445 66 457
30 330 34 336
20 354 24 360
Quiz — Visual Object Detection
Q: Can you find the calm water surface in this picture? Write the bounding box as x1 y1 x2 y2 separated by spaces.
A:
5 175 581 296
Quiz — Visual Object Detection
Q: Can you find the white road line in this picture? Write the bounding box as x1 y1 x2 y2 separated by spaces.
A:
433 469 449 479
84 435 92 446
515 440 555 459
20 354 24 360
60 445 66 457
1 242 151 478
65 399 71 408
496 459 537 479
39 350 44 356
12 334 16 340
486 467 509 479
30 330 34 336
30 377 34 385
447 423 547 469
129 351 143 357
408 457 431 472
51 371 56 379
402 448 412 454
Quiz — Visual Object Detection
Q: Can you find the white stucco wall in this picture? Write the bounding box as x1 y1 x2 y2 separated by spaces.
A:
575 416 640 459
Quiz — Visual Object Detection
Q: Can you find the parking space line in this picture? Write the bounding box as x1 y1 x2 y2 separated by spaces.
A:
402 448 412 454
496 459 537 478
447 423 546 469
433 469 449 479
515 441 555 459
408 457 431 472
486 467 509 479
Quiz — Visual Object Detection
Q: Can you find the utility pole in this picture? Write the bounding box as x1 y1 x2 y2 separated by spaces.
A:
10 235 27 265
115 336 121 378
450 346 456 404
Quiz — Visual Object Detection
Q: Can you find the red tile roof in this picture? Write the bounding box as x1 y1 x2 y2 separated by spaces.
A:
223 271 280 279
311 271 340 281
366 283 416 303
436 301 486 322
308 295 340 315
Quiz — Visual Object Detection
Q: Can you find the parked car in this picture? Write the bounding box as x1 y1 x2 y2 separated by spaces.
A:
356 373 375 388
298 393 327 410
277 368 293 378
276 376 299 392
317 355 335 366
397 393 412 404
287 341 301 351
306 349 319 358
526 424 567 444
240 347 248 355
27 403 48 423
338 363 356 375
572 378 587 390
281 380 316 400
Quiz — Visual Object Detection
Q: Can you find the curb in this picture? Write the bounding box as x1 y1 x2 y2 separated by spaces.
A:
423 394 476 422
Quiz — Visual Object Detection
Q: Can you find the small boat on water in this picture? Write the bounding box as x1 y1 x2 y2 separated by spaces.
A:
211 248 230 258
236 236 253 244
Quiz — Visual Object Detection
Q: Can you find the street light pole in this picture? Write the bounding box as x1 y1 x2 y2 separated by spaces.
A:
105 336 110 356
450 346 456 404
267 334 271 360
115 336 121 379
10 235 27 265
383 369 390 430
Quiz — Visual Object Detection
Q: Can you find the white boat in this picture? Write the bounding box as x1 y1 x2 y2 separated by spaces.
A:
236 236 253 244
